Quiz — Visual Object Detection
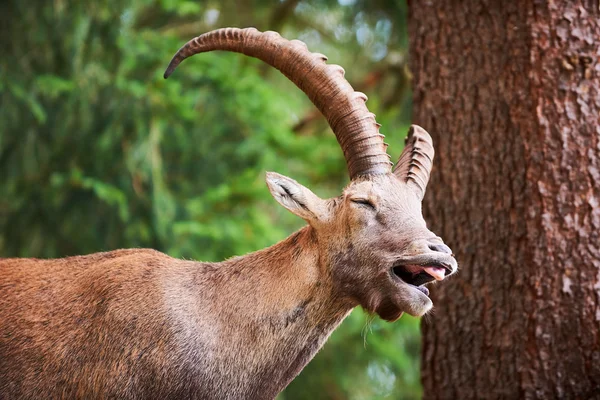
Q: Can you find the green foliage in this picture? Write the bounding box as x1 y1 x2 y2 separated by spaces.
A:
0 0 420 398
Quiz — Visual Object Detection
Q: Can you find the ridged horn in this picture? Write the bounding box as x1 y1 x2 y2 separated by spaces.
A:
164 27 392 179
393 125 434 200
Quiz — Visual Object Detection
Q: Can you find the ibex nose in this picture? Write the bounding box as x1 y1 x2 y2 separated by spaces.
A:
407 237 453 256
428 242 453 255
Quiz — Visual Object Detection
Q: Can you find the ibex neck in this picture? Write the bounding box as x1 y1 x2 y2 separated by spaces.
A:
224 226 337 309
221 226 354 334
191 226 354 398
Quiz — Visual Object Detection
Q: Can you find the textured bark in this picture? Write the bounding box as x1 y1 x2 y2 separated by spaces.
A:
408 1 600 399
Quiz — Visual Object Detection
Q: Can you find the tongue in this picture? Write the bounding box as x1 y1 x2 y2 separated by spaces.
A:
423 266 446 281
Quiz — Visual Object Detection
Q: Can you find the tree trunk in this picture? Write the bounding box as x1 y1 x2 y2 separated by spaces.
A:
408 1 600 399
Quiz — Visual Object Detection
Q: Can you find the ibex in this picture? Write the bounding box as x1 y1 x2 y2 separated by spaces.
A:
0 28 457 399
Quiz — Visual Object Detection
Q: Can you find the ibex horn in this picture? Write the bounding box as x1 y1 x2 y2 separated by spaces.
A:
164 27 392 179
393 125 435 200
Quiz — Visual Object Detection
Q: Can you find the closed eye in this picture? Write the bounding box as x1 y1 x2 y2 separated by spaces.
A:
351 198 376 210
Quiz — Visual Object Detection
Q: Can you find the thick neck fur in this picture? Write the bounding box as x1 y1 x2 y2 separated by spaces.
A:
164 226 356 399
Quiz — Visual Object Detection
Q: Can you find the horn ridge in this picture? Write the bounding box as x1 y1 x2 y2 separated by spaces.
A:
393 125 435 199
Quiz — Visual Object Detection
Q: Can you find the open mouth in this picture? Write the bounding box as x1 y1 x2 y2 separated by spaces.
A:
391 262 452 296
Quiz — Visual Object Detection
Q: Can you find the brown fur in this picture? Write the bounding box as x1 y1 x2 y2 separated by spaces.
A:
0 171 456 399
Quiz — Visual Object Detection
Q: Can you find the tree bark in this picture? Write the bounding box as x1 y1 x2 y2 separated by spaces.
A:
408 1 600 399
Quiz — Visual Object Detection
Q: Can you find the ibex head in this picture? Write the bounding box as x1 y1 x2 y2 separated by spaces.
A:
165 28 457 321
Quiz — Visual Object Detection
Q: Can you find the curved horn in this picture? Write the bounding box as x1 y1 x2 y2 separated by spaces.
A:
393 125 434 200
164 27 392 179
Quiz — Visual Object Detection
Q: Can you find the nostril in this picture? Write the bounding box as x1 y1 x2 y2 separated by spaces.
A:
428 243 453 254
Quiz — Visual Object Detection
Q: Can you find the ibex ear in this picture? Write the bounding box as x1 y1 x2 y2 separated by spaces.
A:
393 125 435 200
266 172 327 222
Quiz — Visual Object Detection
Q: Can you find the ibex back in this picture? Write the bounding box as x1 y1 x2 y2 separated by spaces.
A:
0 28 457 400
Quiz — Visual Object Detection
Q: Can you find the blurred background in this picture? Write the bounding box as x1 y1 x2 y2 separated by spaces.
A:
1 0 420 398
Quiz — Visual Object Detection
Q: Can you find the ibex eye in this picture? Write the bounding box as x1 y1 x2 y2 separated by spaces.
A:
351 198 376 210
